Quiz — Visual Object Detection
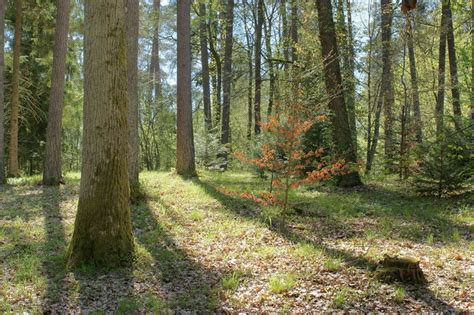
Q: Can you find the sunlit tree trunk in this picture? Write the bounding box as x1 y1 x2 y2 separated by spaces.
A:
445 0 461 128
176 0 196 177
406 15 422 144
43 0 70 186
254 0 263 135
0 0 5 184
8 0 22 178
436 2 448 137
149 0 162 108
68 0 134 267
243 0 253 139
200 3 211 134
264 3 275 118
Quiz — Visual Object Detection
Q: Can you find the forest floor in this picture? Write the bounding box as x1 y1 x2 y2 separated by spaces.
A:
0 171 473 313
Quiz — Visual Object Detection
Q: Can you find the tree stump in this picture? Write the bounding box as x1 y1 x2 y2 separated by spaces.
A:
375 255 426 284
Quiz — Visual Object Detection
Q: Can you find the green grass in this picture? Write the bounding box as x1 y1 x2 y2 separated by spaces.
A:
332 287 349 308
393 287 406 303
323 258 342 272
268 273 297 294
222 271 243 291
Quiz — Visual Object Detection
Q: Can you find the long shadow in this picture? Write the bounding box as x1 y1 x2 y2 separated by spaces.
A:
130 196 225 312
194 178 462 313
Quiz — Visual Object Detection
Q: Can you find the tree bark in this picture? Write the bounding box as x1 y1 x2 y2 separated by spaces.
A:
0 0 5 184
436 2 448 137
381 0 395 169
280 0 289 73
43 0 70 186
243 0 253 139
125 0 140 190
254 0 263 135
176 0 196 177
67 0 134 268
200 3 211 134
149 0 162 108
315 0 362 187
264 3 275 118
8 0 22 178
290 0 298 63
220 0 234 166
406 15 422 144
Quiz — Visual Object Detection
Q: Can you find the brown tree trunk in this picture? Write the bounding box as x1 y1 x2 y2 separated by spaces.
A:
381 0 395 169
407 15 422 144
290 0 298 63
208 15 222 128
67 0 134 268
243 0 253 139
280 0 289 73
8 0 22 178
43 0 70 186
264 3 275 118
0 0 5 184
436 2 448 137
200 3 211 134
220 0 234 166
176 0 196 177
149 0 162 108
125 0 140 190
254 0 263 135
315 0 362 187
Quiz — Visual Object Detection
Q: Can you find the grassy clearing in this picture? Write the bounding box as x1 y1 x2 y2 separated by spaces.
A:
0 171 472 312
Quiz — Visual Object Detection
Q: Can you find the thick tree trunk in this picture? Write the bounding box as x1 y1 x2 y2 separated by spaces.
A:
315 0 362 187
67 0 134 268
445 0 462 126
125 0 140 190
407 15 422 144
200 3 211 133
176 0 196 177
436 2 448 137
220 0 234 166
380 0 395 169
0 0 5 184
43 0 70 186
254 0 263 135
8 0 22 178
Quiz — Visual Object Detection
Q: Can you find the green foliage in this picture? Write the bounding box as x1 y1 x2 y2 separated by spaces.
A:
260 205 284 227
268 273 297 294
222 271 243 291
393 287 406 303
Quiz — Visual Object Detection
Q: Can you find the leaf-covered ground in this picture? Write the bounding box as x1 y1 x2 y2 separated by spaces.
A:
0 171 473 313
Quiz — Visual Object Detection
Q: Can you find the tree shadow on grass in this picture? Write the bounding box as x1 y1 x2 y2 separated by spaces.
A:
194 178 462 313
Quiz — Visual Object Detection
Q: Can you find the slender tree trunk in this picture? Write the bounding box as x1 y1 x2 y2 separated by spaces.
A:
43 0 70 185
125 0 140 190
67 0 134 268
280 0 289 73
407 15 422 144
149 0 162 108
200 3 211 134
208 17 222 128
290 0 298 63
436 2 448 138
445 0 462 126
254 0 263 135
8 0 22 178
220 0 234 167
243 0 253 139
264 3 275 118
176 0 196 177
315 0 362 187
472 0 474 120
380 0 395 169
0 0 5 184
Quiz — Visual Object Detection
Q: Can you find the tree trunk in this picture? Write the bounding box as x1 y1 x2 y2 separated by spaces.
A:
264 3 275 118
254 0 263 135
43 0 70 186
220 0 234 167
67 0 134 268
407 15 422 144
243 0 253 139
280 0 289 73
290 0 298 63
125 0 140 190
315 0 362 187
149 0 162 108
208 15 222 128
200 3 211 134
436 2 448 138
0 0 5 184
176 0 196 177
381 0 395 169
445 0 462 126
8 0 22 178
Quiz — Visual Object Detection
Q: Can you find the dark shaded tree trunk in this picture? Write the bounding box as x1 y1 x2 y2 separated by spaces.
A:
436 2 448 137
315 0 362 187
8 0 22 178
280 0 289 73
264 2 276 118
176 0 196 177
67 0 134 268
243 0 253 139
254 0 263 135
200 3 211 134
43 0 70 186
125 0 140 190
220 0 234 167
0 0 5 184
406 15 422 144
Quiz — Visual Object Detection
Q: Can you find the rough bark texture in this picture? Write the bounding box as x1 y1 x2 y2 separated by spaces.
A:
436 2 448 137
125 0 140 189
68 0 134 268
254 0 263 135
200 3 211 133
407 15 422 144
8 0 22 178
43 0 70 186
0 0 5 184
176 0 196 177
315 0 362 187
220 0 234 166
